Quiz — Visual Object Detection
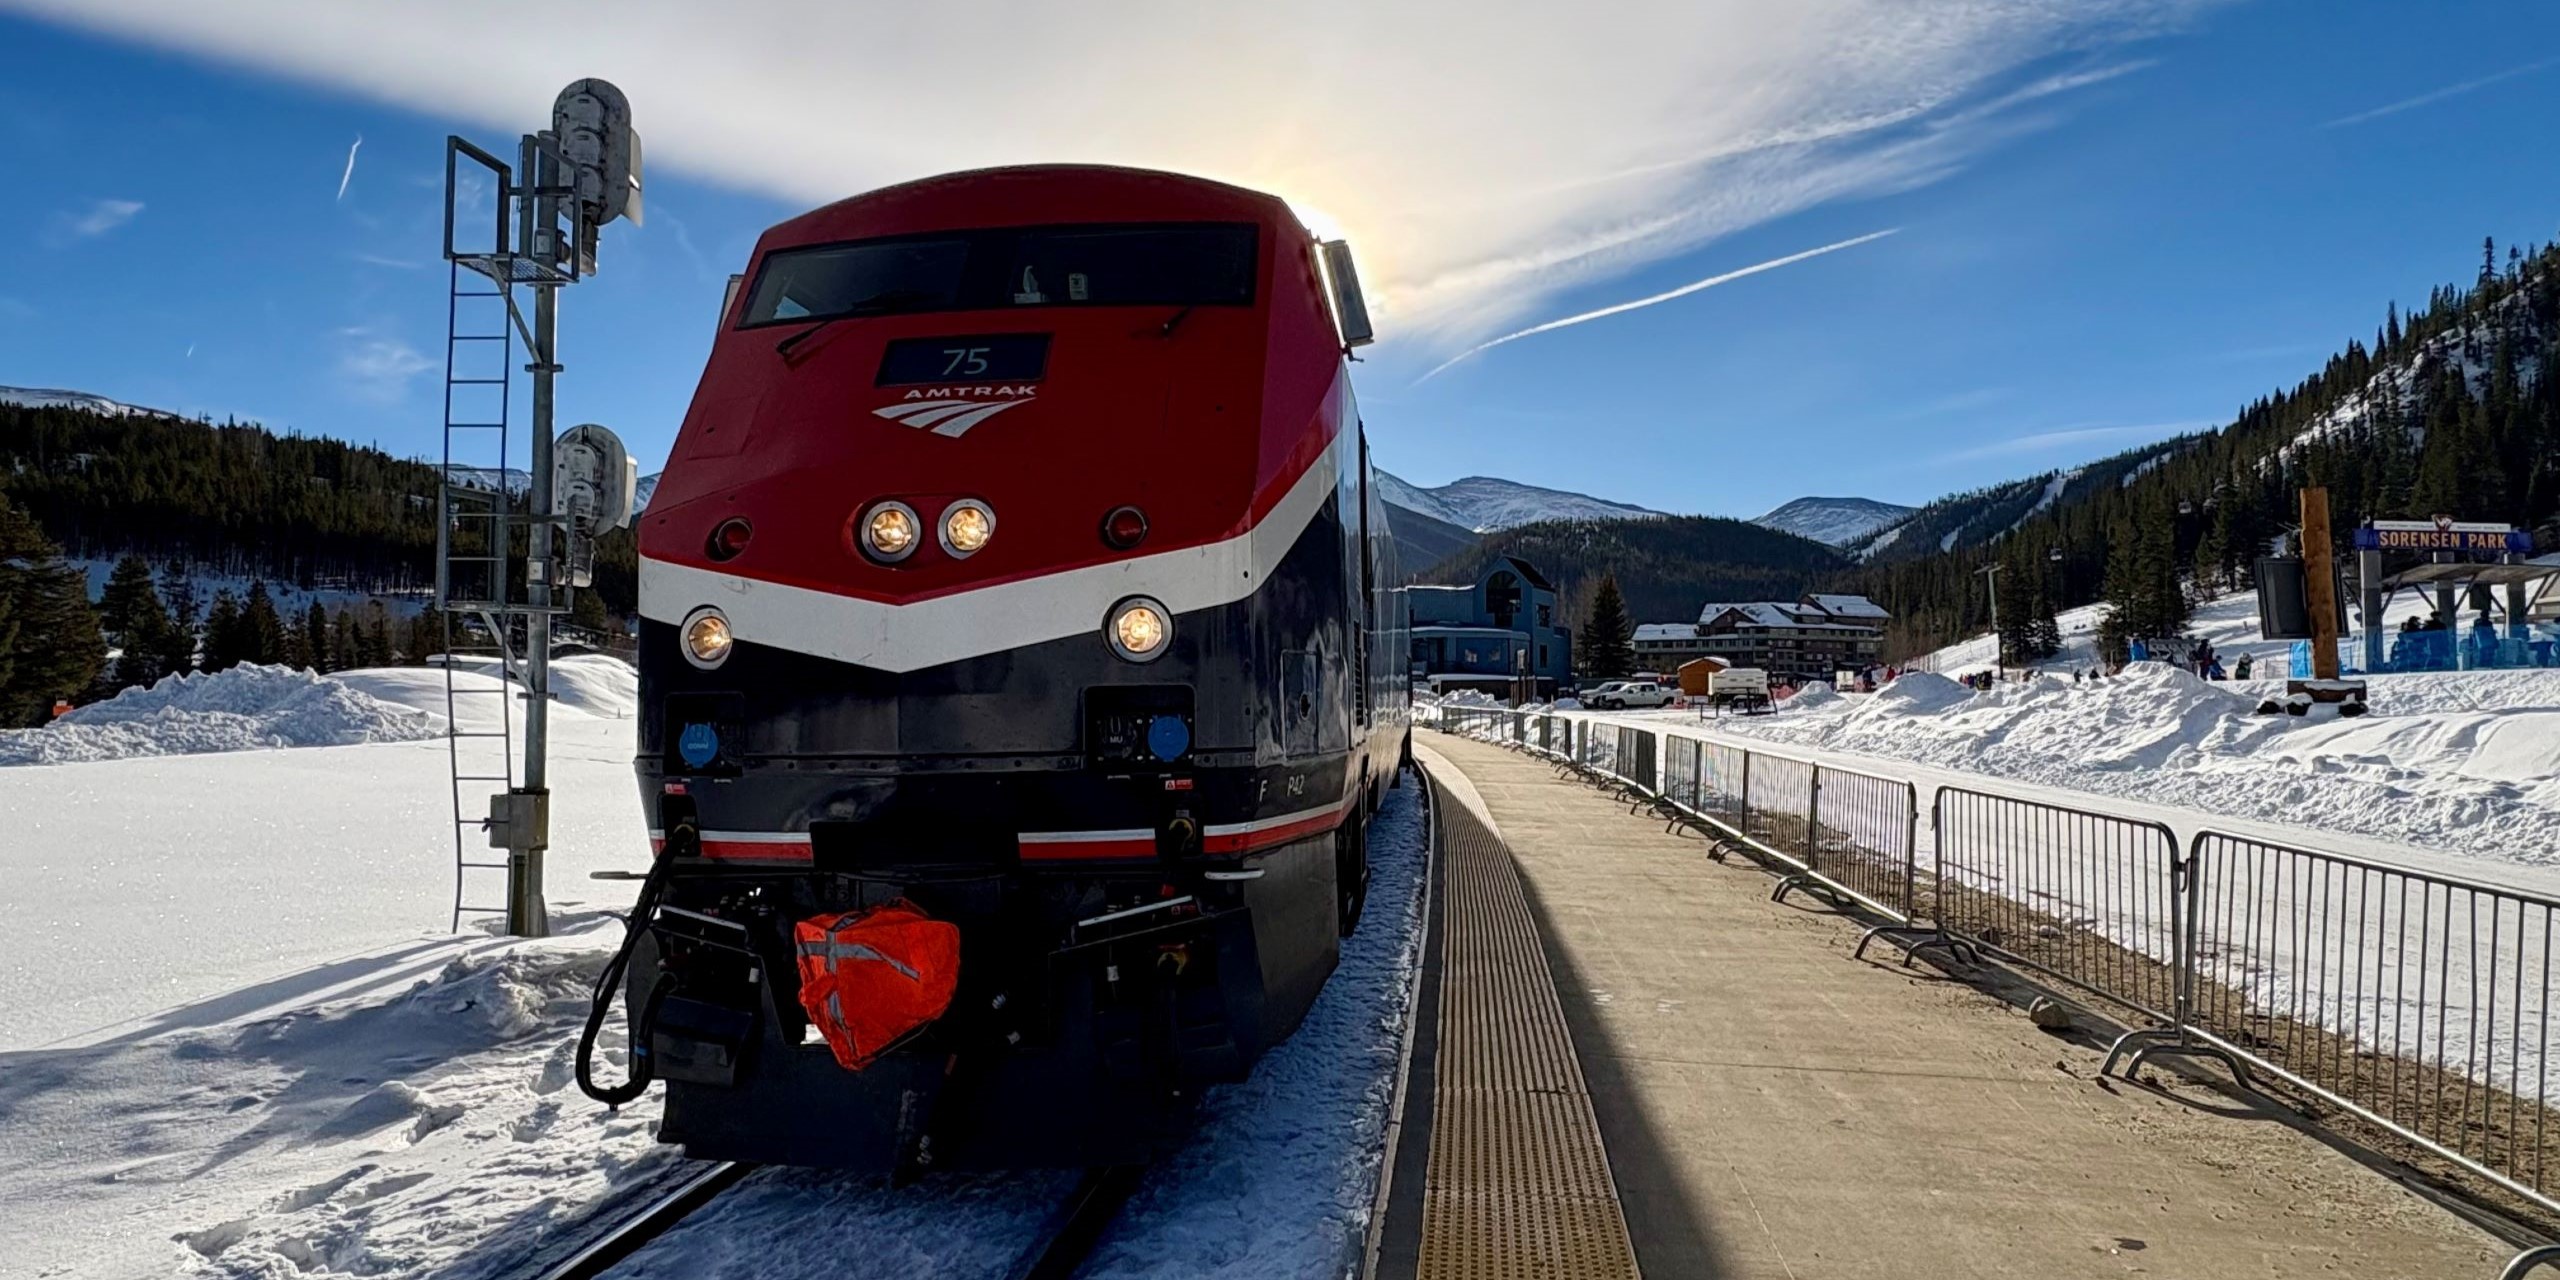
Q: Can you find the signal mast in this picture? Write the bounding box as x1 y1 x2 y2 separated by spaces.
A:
436 81 643 936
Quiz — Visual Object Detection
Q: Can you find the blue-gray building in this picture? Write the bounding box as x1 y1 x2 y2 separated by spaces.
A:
1408 556 1573 699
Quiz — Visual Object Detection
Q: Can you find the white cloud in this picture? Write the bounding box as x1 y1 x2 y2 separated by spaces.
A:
50 197 144 243
5 0 2211 346
338 330 432 403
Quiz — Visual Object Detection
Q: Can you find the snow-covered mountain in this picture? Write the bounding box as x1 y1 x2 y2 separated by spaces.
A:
1374 470 1664 533
0 385 175 419
1752 496 1915 547
441 464 533 494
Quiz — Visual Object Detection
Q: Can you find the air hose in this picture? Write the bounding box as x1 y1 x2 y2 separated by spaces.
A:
576 834 682 1107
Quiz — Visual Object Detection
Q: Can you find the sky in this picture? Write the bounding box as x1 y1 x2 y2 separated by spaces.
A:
5 0 2560 520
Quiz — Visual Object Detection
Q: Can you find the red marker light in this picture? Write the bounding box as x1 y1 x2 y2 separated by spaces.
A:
707 517 753 561
1102 506 1148 550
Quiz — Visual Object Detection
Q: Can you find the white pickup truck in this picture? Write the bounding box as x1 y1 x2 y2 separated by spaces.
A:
1584 679 1672 710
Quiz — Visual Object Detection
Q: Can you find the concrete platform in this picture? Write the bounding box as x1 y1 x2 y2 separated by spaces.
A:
1412 732 2506 1279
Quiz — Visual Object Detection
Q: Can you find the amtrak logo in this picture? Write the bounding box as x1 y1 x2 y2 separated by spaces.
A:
872 385 1036 438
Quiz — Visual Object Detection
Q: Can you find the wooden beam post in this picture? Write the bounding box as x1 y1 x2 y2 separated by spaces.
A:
2301 486 2340 680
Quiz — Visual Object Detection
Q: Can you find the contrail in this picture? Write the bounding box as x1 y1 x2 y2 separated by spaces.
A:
336 135 363 201
2324 58 2559 128
1415 228 1899 382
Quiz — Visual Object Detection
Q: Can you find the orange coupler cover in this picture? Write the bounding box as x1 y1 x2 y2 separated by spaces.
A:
793 900 961 1071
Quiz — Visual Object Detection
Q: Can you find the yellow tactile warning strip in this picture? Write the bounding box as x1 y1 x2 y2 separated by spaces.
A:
1420 774 1641 1280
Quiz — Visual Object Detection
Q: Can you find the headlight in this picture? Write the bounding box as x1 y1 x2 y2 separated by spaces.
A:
860 501 920 562
940 500 995 557
681 607 733 669
1106 596 1171 662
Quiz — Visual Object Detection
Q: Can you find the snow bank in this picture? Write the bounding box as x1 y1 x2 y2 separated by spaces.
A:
1781 681 1838 710
334 654 639 732
0 928 684 1280
2 774 1435 1280
1867 670 1969 715
1593 655 2560 871
0 664 439 766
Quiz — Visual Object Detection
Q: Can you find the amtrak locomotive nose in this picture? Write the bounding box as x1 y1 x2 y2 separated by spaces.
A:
581 165 1411 1171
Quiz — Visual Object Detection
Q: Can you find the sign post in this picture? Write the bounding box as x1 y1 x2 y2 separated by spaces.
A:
2301 488 2340 681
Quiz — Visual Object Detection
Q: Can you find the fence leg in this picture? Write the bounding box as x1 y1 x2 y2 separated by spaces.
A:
2502 1245 2560 1280
1853 923 1977 969
2102 1031 2253 1089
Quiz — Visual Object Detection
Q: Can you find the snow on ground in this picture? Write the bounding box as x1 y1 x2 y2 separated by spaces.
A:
0 659 648 1051
1451 694 2560 1106
0 926 689 1280
1611 663 2560 875
608 778 1433 1280
1 640 1430 1279
0 664 440 765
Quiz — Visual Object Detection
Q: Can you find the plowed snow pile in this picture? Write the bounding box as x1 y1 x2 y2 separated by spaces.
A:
1603 662 2560 869
0 664 440 765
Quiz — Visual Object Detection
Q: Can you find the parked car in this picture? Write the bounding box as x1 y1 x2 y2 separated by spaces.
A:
1587 680 1672 710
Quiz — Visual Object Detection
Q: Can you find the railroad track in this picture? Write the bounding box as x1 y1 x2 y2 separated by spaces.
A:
530 1159 1144 1280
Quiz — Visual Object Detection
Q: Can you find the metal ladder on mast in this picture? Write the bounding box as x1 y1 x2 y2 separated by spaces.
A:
437 254 523 931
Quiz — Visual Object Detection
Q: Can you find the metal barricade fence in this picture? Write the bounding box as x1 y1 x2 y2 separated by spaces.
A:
2174 832 2560 1213
1927 787 2185 1026
1422 707 2560 1230
1739 751 1816 869
1779 763 1920 922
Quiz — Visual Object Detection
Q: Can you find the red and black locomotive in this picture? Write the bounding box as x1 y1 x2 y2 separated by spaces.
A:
581 165 1410 1171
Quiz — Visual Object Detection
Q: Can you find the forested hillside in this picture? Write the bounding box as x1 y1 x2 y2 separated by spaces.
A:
1843 236 2560 661
1428 515 1847 626
0 403 638 724
1846 438 2200 563
0 403 638 613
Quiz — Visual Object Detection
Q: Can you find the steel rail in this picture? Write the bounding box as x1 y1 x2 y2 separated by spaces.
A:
535 1159 758 1280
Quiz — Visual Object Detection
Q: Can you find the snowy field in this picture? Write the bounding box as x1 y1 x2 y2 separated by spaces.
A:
0 656 1430 1279
1506 644 2560 1124
1604 659 2560 880
0 657 647 1051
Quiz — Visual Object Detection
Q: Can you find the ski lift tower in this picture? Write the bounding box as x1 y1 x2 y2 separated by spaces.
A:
438 80 643 937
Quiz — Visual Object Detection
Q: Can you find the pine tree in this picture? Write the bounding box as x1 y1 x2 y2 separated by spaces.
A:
332 608 363 670
240 581 287 665
1577 574 1635 680
1998 548 2062 664
403 611 450 665
305 601 331 672
0 492 106 723
97 554 180 688
360 602 394 667
570 586 609 635
200 591 245 674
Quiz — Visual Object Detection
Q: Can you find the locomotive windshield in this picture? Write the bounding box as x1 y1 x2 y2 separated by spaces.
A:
741 222 1258 326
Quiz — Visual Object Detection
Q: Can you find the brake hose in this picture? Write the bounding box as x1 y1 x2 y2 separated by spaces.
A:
576 836 681 1107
